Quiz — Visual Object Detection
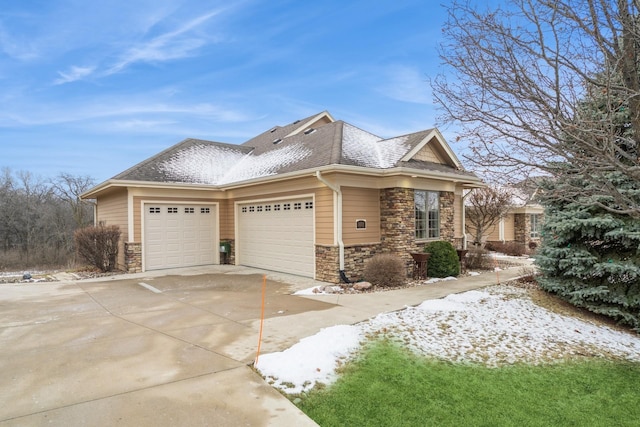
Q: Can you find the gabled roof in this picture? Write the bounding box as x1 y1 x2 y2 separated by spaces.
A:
84 111 481 196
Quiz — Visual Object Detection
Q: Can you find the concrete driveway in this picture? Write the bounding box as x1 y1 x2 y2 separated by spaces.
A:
0 266 332 426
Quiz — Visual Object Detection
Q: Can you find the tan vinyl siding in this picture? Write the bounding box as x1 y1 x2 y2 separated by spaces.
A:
454 192 462 238
96 190 128 240
502 213 515 241
96 189 128 269
342 187 380 245
315 187 334 245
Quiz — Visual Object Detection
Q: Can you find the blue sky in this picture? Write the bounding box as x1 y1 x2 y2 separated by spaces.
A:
1 0 456 183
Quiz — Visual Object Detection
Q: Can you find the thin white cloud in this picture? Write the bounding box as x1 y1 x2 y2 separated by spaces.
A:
53 65 96 85
377 64 432 104
106 9 223 75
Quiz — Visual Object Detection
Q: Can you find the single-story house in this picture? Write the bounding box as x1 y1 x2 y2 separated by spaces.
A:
81 111 484 283
466 184 544 250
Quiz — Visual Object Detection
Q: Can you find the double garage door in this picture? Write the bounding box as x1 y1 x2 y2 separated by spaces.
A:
144 203 218 271
237 198 315 277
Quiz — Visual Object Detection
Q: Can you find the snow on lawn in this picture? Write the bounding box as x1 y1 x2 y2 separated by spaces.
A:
256 285 640 394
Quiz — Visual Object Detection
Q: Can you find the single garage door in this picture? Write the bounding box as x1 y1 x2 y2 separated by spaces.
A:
237 198 314 277
144 203 218 270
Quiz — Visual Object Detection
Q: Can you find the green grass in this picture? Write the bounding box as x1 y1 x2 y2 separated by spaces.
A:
296 341 640 427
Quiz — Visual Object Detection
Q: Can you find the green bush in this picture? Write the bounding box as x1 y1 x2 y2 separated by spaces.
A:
424 241 460 278
363 254 406 288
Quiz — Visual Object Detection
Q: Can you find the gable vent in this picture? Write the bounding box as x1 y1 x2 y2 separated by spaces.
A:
272 138 283 145
304 128 316 135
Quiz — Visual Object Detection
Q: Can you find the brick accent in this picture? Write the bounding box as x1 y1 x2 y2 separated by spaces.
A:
124 242 142 273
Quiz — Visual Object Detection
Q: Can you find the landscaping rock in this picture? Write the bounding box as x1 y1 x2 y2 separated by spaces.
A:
353 281 372 291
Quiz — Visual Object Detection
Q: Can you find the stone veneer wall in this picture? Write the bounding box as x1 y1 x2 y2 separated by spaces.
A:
514 213 544 250
315 243 382 284
220 239 235 265
315 245 340 283
379 188 419 275
514 213 526 245
124 242 142 273
439 191 455 243
315 188 458 283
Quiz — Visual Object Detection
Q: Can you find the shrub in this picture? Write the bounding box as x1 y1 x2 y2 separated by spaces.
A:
363 254 406 288
74 225 121 272
528 241 538 251
465 247 492 270
502 241 526 256
485 241 527 256
424 241 460 278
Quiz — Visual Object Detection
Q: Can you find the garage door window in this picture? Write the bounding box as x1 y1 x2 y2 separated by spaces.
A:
168 207 178 214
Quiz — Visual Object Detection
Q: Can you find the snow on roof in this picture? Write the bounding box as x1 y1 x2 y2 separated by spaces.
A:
157 140 312 185
341 123 411 168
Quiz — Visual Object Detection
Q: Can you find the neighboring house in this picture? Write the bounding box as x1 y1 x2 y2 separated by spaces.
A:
81 111 484 283
466 184 544 250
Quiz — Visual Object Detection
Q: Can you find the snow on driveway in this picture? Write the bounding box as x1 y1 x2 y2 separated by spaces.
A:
256 285 640 394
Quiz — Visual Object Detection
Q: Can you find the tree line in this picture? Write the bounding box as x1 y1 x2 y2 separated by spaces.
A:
0 168 95 270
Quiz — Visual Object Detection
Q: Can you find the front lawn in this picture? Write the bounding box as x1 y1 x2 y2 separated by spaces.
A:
297 341 640 427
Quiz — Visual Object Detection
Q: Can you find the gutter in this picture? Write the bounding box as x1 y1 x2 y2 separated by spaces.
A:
315 171 347 280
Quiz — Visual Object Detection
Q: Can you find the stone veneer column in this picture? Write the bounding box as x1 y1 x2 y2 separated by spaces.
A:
514 214 526 245
439 191 455 242
315 245 340 283
124 242 142 273
380 188 417 275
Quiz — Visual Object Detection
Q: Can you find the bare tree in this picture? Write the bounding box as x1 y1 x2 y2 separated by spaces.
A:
52 173 95 229
465 186 513 245
433 0 640 217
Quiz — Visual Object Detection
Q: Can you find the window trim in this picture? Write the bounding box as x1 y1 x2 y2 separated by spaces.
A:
414 190 440 240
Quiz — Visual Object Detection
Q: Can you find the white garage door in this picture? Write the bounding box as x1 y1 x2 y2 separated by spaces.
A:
237 198 314 277
144 204 217 271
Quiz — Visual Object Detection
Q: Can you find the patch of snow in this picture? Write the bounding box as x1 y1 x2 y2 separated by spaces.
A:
342 123 410 168
256 325 363 394
157 141 312 185
256 285 640 394
468 271 481 276
424 276 457 284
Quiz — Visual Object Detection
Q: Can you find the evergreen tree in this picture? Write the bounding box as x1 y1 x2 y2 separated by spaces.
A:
536 70 640 330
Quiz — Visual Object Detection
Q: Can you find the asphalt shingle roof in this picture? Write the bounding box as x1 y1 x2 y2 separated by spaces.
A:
111 112 479 185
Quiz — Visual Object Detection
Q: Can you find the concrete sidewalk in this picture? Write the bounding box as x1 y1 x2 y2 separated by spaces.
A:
223 264 531 363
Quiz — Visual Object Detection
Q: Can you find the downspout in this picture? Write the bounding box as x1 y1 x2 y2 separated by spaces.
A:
315 171 348 282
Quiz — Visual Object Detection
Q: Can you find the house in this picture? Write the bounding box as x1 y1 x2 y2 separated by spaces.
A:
81 111 484 283
466 183 544 251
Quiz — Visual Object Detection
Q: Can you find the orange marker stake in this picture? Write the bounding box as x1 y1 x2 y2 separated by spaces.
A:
254 274 267 366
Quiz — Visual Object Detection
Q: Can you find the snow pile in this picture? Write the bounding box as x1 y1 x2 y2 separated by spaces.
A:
256 285 640 394
256 325 363 394
341 123 410 168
